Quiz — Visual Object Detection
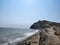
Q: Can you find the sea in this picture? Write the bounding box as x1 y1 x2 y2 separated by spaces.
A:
0 27 38 45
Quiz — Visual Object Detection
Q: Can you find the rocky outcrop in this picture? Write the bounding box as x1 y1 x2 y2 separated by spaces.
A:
16 20 60 45
30 20 60 45
16 32 40 45
30 20 60 29
39 27 60 45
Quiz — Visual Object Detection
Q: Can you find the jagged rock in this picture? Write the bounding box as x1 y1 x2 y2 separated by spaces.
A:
16 20 60 45
30 20 42 29
30 20 60 45
30 20 60 29
39 27 60 45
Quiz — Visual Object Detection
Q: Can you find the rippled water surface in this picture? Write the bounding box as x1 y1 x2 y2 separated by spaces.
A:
0 28 38 45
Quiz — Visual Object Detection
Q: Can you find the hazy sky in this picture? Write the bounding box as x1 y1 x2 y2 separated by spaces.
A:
0 0 60 28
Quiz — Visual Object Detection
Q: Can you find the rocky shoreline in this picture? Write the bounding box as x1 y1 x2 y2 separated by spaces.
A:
16 31 40 45
16 20 60 45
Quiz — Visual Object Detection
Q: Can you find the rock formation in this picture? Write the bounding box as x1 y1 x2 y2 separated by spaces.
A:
16 20 60 45
30 20 60 45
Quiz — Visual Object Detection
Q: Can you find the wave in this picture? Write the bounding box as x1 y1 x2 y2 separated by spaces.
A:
0 38 26 45
24 30 38 37
0 30 38 45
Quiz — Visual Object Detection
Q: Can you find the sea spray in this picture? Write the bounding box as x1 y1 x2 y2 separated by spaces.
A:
24 30 38 37
0 28 38 45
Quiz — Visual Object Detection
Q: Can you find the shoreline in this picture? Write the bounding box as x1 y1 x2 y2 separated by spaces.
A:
16 31 40 45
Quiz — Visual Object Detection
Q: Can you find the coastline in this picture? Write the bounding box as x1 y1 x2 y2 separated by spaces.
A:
16 31 40 45
0 28 38 45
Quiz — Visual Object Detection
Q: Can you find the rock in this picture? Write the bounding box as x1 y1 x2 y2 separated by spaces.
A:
30 20 42 29
39 27 60 45
16 20 60 45
30 20 60 45
30 20 60 29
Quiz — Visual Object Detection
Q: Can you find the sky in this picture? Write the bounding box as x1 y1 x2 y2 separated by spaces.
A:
0 0 60 28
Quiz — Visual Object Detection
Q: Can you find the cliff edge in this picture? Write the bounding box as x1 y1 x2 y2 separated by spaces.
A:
30 20 60 45
16 20 60 45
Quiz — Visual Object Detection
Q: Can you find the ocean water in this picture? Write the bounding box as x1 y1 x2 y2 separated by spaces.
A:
0 28 38 45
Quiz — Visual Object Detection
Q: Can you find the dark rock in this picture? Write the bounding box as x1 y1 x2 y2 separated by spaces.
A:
30 20 60 29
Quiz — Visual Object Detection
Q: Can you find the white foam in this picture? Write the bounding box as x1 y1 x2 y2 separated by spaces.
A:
0 43 8 45
24 30 38 37
0 38 25 45
0 30 38 45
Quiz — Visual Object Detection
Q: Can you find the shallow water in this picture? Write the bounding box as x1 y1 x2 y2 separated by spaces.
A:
0 28 38 45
